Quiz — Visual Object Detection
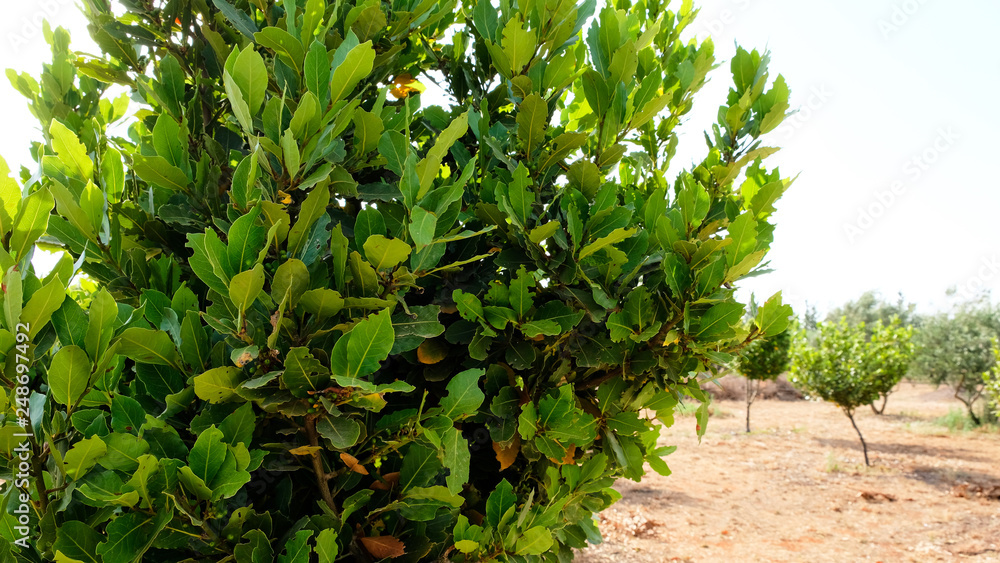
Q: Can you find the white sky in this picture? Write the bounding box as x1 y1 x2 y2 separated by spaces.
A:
2 0 998 317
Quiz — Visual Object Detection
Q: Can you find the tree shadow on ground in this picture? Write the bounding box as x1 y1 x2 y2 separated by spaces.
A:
611 484 701 507
812 437 991 464
904 465 1000 492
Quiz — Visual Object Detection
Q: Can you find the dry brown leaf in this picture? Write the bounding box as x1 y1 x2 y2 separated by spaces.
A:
234 351 255 367
492 435 520 471
360 535 406 558
340 453 369 475
371 472 401 490
289 445 322 456
417 339 448 364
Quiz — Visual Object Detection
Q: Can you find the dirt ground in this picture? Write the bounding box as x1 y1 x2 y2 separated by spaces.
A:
576 382 1000 563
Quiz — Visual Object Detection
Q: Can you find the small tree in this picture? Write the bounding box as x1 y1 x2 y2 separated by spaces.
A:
864 318 915 414
791 319 888 466
912 299 999 425
735 328 792 432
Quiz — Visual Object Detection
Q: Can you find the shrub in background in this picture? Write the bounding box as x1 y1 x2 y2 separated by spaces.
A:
792 318 913 466
734 327 792 432
0 0 793 560
911 298 999 425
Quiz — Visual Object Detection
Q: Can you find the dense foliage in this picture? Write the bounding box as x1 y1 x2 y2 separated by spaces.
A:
734 326 791 432
985 340 1000 421
911 298 999 425
792 318 913 465
824 290 915 336
0 0 794 560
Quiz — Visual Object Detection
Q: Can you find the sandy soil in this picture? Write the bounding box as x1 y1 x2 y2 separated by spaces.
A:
576 382 1000 563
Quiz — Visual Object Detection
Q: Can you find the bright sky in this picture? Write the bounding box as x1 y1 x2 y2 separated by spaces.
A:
2 0 997 317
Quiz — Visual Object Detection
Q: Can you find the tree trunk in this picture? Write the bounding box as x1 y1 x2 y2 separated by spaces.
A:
745 378 752 433
954 376 983 426
846 410 870 466
870 394 888 415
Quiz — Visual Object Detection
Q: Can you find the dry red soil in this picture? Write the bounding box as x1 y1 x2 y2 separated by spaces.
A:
576 382 1000 562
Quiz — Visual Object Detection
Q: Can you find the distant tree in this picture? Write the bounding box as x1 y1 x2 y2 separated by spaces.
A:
911 298 1000 425
792 318 913 466
802 302 820 331
984 339 1000 421
864 318 915 414
735 329 792 432
826 291 916 335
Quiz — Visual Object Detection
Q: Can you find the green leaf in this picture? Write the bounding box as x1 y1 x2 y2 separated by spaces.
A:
116 327 179 366
101 147 125 204
132 154 190 192
442 426 471 494
212 0 259 38
3 267 22 332
111 395 146 433
338 308 394 378
194 367 243 403
695 302 745 341
300 288 345 320
579 227 636 261
283 347 330 398
755 291 794 337
229 264 265 313
97 433 150 473
486 478 515 528
49 120 94 180
353 108 383 154
440 368 485 419
528 221 559 244
415 111 469 197
501 16 536 74
271 259 310 308
54 521 103 563
316 415 362 449
227 205 267 273
363 235 411 270
378 130 408 176
49 345 92 408
63 436 107 480
232 46 268 114
278 530 315 563
329 40 376 104
256 27 305 70
189 425 226 485
515 527 553 555
85 289 117 364
282 129 301 179
20 275 66 338
10 186 54 262
517 94 547 156
315 529 339 563
408 207 437 248
520 319 561 338
287 184 330 256
96 503 172 562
